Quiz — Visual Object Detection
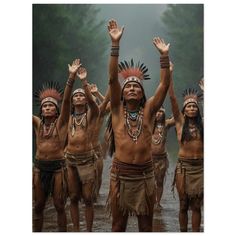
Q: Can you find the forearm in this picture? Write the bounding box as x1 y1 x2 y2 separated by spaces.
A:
109 44 119 84
109 43 121 109
60 75 75 121
168 78 181 121
81 78 97 107
100 88 111 115
94 91 105 103
159 54 170 89
151 56 170 113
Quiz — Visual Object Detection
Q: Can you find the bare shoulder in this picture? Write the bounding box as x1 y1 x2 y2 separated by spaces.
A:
33 115 41 129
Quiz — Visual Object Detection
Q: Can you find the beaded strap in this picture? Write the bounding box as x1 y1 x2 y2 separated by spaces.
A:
66 78 74 87
111 46 119 57
160 55 170 69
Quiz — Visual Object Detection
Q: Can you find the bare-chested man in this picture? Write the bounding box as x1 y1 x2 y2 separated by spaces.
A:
169 63 203 232
90 84 110 198
152 107 175 209
64 66 99 232
33 59 81 231
106 19 171 232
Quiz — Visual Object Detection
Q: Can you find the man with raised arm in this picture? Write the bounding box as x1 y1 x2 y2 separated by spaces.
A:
106 19 171 232
33 59 81 231
90 84 110 198
151 107 175 210
64 66 99 232
169 63 204 232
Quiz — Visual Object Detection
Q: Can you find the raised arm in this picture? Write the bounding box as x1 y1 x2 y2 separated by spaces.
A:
147 37 170 116
107 19 124 113
165 116 175 129
77 67 99 121
58 59 81 129
168 62 184 125
90 83 105 104
198 79 204 92
33 115 41 131
99 87 111 117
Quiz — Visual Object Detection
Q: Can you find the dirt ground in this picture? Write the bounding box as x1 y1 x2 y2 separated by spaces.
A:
39 156 204 232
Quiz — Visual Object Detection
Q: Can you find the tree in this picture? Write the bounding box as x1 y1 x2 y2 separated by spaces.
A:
33 4 109 109
162 4 203 93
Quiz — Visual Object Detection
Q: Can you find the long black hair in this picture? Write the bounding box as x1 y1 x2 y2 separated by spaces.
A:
105 113 115 157
181 106 204 143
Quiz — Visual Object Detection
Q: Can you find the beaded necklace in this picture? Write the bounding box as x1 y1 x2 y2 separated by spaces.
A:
152 123 164 145
188 123 198 138
71 113 87 136
124 106 143 143
40 119 57 139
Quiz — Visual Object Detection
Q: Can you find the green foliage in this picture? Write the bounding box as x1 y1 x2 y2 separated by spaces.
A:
162 4 203 96
33 4 109 101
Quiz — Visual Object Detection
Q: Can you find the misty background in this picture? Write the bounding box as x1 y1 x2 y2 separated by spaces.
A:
33 4 204 158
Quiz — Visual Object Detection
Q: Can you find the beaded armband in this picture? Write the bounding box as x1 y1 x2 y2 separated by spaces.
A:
111 46 119 57
160 55 170 69
66 78 74 87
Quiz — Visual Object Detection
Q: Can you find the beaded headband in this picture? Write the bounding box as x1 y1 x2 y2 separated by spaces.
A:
72 88 85 97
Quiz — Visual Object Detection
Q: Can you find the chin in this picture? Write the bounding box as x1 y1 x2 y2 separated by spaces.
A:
186 114 197 118
44 114 55 118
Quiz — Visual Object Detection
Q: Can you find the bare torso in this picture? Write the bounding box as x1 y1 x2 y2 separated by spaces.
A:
113 105 154 164
176 124 203 159
66 114 95 153
151 123 168 155
35 121 67 160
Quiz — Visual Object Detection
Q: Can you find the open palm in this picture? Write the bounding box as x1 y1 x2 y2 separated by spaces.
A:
77 67 87 80
68 59 81 75
108 19 124 42
153 37 170 55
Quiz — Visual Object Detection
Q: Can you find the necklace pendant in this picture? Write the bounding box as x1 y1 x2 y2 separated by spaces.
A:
72 125 75 137
133 136 137 143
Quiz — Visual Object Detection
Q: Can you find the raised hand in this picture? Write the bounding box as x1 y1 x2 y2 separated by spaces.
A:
68 59 81 77
199 79 204 91
90 83 98 94
153 37 170 55
77 67 87 81
107 19 124 43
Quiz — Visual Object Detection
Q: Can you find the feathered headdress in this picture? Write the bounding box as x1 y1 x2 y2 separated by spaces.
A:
34 81 63 108
118 59 150 88
182 88 203 108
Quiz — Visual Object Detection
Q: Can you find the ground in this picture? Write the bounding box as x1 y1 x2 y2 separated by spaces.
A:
39 156 204 232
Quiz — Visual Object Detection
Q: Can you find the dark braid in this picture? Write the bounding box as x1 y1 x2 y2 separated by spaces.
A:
106 113 115 157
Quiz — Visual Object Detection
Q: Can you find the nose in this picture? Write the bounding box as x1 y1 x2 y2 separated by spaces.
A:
129 85 135 90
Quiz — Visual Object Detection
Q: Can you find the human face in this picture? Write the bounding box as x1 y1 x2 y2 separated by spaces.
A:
41 102 57 117
155 110 164 121
184 102 199 118
123 82 143 102
72 92 87 106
